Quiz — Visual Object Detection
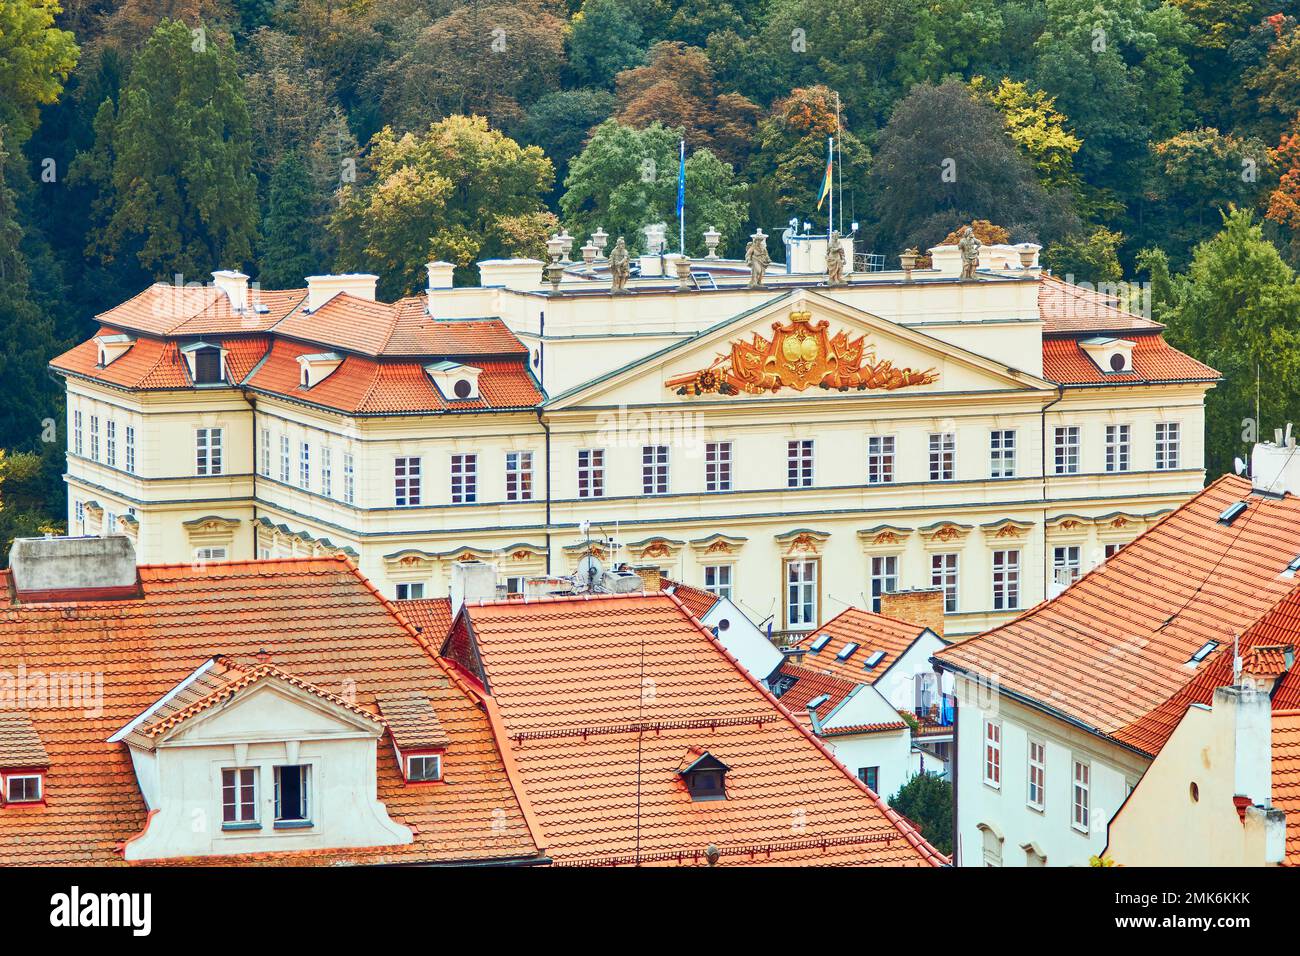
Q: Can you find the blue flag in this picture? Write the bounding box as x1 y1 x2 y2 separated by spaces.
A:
677 139 686 253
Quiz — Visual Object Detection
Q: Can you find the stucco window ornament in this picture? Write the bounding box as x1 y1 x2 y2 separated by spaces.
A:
666 311 939 397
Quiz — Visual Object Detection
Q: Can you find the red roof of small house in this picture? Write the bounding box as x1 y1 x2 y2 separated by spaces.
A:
660 579 720 620
395 597 455 640
0 557 543 866
795 607 933 686
773 660 861 715
936 476 1300 758
443 591 947 867
1041 334 1218 387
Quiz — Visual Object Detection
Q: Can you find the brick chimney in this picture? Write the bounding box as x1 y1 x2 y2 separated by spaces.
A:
880 587 945 638
630 565 662 593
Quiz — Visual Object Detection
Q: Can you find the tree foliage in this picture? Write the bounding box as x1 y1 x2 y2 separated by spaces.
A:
889 773 953 856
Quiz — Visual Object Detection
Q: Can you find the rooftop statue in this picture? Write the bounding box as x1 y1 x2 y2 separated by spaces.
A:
959 225 981 281
745 230 770 288
825 231 847 286
609 237 630 294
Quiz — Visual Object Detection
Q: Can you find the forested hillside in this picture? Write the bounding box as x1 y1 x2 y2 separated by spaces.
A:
4 0 1300 532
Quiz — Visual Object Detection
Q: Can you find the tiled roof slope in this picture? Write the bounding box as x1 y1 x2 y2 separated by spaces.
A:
774 661 860 714
795 607 931 686
95 284 304 336
446 592 947 867
661 579 720 619
1037 276 1163 334
1042 334 1218 387
51 327 272 391
0 713 49 767
395 597 454 640
936 476 1300 757
1272 710 1300 865
0 557 541 867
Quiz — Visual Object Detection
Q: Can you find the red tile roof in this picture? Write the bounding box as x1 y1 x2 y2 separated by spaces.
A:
50 327 274 392
936 476 1300 757
444 592 947 866
774 660 860 714
395 597 454 640
1037 276 1163 334
1042 334 1218 387
794 607 931 686
0 557 542 866
1273 710 1300 865
661 579 720 619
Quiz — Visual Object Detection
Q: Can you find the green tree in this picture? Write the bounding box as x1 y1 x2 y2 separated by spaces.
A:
332 115 556 295
560 119 747 257
971 77 1082 194
1162 207 1300 478
519 88 617 199
568 0 646 88
0 0 79 148
1043 227 1125 285
889 773 952 856
0 449 65 568
75 19 260 281
258 151 318 289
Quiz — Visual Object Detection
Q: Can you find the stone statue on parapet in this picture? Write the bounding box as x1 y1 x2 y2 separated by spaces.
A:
958 225 981 281
610 237 630 294
825 231 847 286
745 230 770 288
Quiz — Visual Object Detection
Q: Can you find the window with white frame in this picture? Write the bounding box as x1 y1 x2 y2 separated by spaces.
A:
704 564 733 600
642 445 669 495
990 429 1016 478
1053 426 1080 475
395 457 421 506
395 582 425 600
705 441 732 492
506 450 533 501
75 500 84 528
321 446 332 498
929 432 955 481
196 428 223 476
299 441 310 488
867 435 895 484
273 765 310 824
222 767 257 825
343 451 355 504
1072 759 1090 832
1028 738 1046 810
1053 545 1081 588
983 720 1001 788
73 409 83 456
90 415 99 461
5 773 42 803
869 554 897 613
1105 424 1130 473
1155 422 1180 470
408 754 442 782
279 435 290 482
125 425 136 474
106 420 117 467
785 559 818 629
259 427 270 476
194 547 227 561
451 453 477 503
787 439 814 488
577 448 604 498
992 549 1020 611
931 552 959 613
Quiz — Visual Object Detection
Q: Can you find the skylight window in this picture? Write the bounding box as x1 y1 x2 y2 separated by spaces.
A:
1286 554 1300 577
862 650 886 669
807 693 830 710
1189 641 1219 664
808 633 831 653
1218 501 1248 525
835 642 860 662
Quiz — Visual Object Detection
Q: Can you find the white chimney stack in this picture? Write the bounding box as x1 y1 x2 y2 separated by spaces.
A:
212 270 249 312
304 273 378 312
1251 429 1300 496
425 261 455 291
450 560 498 614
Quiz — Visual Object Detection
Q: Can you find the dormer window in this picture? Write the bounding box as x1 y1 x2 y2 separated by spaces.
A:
94 333 135 367
424 361 482 401
407 753 442 782
296 352 343 389
678 749 728 801
273 765 311 828
1079 336 1135 375
3 772 43 804
180 342 227 385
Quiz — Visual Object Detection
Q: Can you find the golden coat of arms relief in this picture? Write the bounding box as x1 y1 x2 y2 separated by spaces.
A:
666 311 939 396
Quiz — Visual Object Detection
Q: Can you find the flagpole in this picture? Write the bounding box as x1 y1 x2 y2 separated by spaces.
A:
828 136 834 237
678 138 686 255
835 91 844 236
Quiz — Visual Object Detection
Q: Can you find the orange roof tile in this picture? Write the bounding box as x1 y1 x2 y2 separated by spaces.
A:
0 557 542 866
445 592 946 867
1037 276 1163 334
50 327 273 392
0 713 49 767
375 693 450 752
774 660 860 714
395 597 454 641
1042 334 1218 386
795 607 931 686
661 579 719 620
1273 710 1300 865
936 476 1300 757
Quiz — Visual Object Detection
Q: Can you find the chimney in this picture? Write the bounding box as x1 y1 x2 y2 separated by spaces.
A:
9 535 140 602
304 273 378 312
477 258 545 291
1212 685 1274 810
630 564 662 593
1252 431 1300 496
1241 644 1293 696
425 261 455 292
212 270 249 312
450 560 497 614
880 587 945 638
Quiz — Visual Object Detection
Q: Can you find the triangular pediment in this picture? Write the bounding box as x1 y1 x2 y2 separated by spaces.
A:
546 289 1053 409
158 679 384 747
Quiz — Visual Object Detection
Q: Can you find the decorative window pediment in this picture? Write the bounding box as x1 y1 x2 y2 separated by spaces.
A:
775 528 831 556
625 536 685 562
920 521 973 547
688 533 748 558
980 519 1034 540
857 525 914 549
425 361 482 401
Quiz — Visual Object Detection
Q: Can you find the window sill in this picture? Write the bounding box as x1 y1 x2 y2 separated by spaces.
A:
1070 823 1090 835
222 822 261 831
983 780 1001 792
1026 802 1044 815
274 820 314 830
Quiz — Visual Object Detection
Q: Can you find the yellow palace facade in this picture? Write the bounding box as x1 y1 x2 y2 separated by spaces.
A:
52 243 1217 637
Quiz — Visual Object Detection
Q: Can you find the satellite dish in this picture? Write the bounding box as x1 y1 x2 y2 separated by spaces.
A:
1234 457 1247 476
576 554 604 589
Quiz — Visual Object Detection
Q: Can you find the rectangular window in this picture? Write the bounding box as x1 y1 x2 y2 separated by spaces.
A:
395 457 422 506
642 445 669 495
343 452 355 504
705 441 732 492
125 426 136 474
787 439 814 488
299 441 310 488
395 582 425 600
577 448 604 498
1028 738 1046 811
221 768 257 825
785 559 818 629
505 576 525 596
106 420 117 468
90 415 100 461
931 552 959 613
867 435 895 485
869 555 898 613
983 720 1001 788
279 435 290 482
5 774 42 803
1053 545 1081 589
1072 759 1090 833
506 450 534 501
1155 422 1180 470
1105 542 1123 560
929 432 955 481
992 549 1020 611
259 427 270 477
408 754 442 782
273 765 310 824
990 430 1016 478
75 500 84 528
196 428 223 476
321 446 332 498
73 410 83 456
1053 426 1080 475
858 767 880 793
1105 424 1130 473
194 547 227 561
451 453 477 503
704 564 733 601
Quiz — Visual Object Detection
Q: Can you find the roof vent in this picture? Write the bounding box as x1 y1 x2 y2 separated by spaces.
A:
807 693 831 710
1218 501 1249 525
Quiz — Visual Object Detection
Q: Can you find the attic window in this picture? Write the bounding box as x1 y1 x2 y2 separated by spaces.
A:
807 693 831 710
425 361 482 401
1189 641 1219 664
1286 554 1300 576
193 348 223 384
3 772 43 804
808 633 832 653
679 751 728 802
407 753 442 782
836 642 860 662
1218 501 1248 525
862 650 886 670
